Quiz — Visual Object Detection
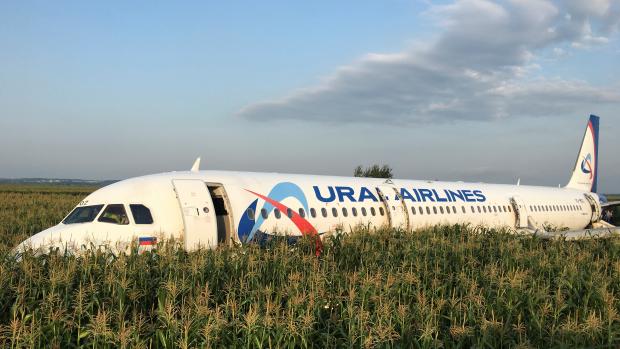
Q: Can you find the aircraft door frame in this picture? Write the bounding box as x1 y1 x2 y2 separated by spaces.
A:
172 179 218 250
376 185 409 230
584 193 601 223
510 196 529 229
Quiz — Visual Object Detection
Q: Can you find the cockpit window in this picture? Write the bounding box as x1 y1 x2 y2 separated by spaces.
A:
130 204 154 224
98 204 130 225
63 205 104 224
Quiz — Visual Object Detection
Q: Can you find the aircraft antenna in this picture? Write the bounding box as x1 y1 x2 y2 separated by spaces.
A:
191 157 201 172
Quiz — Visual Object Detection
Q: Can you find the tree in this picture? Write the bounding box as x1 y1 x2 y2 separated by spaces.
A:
353 164 393 179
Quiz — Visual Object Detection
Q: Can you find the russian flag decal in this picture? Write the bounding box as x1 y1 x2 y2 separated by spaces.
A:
139 237 157 246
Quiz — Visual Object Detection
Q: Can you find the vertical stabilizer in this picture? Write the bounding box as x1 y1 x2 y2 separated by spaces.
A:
566 115 599 192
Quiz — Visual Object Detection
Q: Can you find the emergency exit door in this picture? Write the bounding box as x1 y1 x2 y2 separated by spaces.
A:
510 196 529 229
172 179 217 250
376 186 409 230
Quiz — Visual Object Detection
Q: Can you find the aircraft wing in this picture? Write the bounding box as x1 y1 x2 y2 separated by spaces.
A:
532 227 619 240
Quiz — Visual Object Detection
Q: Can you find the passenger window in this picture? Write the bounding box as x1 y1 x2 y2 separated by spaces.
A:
332 207 338 217
471 206 475 213
477 206 481 213
287 208 293 218
433 207 437 214
453 206 457 214
483 206 487 213
352 207 358 217
411 207 416 215
462 206 466 213
261 208 268 219
439 206 444 214
342 207 348 217
379 207 385 216
426 207 431 214
310 208 316 218
321 208 327 217
361 207 367 216
371 207 376 216
419 207 424 215
493 206 497 213
274 209 281 219
299 208 305 218
98 204 129 225
246 208 255 220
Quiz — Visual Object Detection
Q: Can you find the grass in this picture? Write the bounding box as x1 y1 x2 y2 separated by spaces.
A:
2 184 620 348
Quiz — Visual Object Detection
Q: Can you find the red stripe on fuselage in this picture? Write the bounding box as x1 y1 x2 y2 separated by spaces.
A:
245 189 323 255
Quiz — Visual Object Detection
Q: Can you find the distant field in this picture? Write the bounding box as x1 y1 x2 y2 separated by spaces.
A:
606 194 620 202
2 184 620 348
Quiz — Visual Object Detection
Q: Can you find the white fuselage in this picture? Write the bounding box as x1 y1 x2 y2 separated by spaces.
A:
18 170 600 253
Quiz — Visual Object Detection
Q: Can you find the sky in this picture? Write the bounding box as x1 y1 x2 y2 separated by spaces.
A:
1 0 619 192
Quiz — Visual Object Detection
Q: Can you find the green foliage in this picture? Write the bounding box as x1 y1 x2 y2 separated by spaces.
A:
3 185 620 348
606 194 620 202
353 164 393 179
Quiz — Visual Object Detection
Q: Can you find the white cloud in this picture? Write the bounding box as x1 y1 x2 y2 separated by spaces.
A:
238 0 620 125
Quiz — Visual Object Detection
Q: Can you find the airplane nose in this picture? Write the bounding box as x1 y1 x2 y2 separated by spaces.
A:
14 224 70 254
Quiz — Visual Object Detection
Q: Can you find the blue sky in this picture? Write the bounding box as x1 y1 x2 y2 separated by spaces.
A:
1 1 619 192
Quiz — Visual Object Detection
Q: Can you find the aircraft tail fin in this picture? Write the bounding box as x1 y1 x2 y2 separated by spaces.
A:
566 115 599 192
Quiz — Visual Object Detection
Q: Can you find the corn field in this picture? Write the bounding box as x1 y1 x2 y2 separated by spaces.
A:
2 184 620 348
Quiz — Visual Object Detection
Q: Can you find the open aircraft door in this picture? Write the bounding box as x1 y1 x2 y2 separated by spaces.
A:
510 196 529 229
376 185 409 230
584 193 601 223
172 179 217 250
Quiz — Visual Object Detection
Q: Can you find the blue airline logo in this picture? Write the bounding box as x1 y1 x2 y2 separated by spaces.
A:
580 153 593 179
312 186 486 203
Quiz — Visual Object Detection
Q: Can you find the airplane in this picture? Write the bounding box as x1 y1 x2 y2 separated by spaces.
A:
15 115 620 254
